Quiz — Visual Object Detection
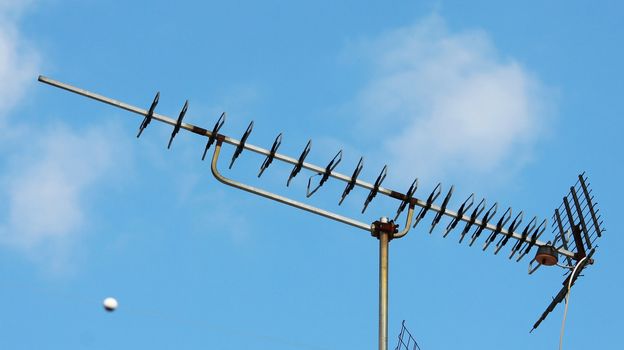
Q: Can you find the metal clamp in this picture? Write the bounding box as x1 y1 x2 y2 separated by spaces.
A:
370 205 415 240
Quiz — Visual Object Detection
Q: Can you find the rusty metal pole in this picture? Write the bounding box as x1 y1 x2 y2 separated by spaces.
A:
373 209 412 350
379 230 389 350
378 217 390 350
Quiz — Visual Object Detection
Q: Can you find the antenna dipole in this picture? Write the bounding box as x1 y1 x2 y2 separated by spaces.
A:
39 75 606 348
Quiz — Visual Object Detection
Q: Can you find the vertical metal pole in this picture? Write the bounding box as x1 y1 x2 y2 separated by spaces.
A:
379 227 389 350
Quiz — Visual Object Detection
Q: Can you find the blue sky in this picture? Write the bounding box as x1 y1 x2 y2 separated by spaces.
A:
1 1 622 349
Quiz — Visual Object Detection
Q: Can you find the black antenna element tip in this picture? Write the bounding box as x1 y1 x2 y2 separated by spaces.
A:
306 150 342 197
258 133 282 177
362 165 387 213
229 121 254 169
339 157 363 205
167 99 188 149
202 112 226 161
286 140 311 186
137 91 160 138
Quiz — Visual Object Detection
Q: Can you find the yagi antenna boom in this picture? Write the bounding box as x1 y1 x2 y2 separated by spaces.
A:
38 75 606 347
36 74 579 257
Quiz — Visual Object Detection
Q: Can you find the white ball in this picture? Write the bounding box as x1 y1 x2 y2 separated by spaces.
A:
103 297 118 312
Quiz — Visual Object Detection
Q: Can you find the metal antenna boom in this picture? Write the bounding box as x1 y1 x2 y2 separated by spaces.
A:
36 75 577 260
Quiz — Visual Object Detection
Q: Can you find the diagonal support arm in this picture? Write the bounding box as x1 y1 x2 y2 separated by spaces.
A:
211 139 372 232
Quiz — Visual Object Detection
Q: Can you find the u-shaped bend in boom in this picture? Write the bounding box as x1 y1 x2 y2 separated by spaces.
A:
210 139 414 237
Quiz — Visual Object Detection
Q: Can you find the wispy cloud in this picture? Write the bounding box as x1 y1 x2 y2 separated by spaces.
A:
1 125 119 244
347 15 554 186
0 3 126 273
0 2 37 126
0 0 34 18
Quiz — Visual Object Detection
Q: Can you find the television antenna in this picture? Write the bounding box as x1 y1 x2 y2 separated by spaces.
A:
38 76 605 350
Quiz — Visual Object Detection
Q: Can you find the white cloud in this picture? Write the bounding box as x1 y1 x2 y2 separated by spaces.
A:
0 123 129 273
349 15 554 185
0 3 126 272
1 125 118 248
0 0 33 18
0 3 37 125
